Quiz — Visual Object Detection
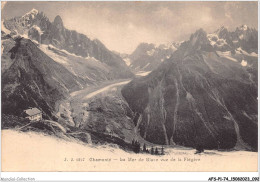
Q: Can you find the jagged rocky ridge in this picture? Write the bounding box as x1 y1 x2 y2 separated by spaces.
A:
207 25 258 53
122 28 258 151
125 25 257 73
3 9 133 79
128 42 179 72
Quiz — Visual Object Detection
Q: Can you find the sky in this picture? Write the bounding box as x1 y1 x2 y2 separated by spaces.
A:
1 1 258 54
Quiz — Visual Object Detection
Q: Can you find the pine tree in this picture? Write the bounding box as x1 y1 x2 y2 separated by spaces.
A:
161 146 165 155
151 147 154 155
155 147 159 155
195 144 204 154
137 141 141 153
143 143 146 152
132 140 141 153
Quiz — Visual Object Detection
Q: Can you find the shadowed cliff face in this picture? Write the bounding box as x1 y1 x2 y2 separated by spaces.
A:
2 38 84 119
122 29 258 151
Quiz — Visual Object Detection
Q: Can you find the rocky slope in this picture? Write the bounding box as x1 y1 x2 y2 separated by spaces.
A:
2 37 84 119
38 44 113 84
122 28 258 151
3 9 133 79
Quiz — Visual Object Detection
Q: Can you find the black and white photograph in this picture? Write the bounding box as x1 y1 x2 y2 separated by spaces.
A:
0 0 258 177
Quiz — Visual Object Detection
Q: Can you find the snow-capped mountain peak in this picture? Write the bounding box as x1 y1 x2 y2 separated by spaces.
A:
205 25 258 53
22 8 39 19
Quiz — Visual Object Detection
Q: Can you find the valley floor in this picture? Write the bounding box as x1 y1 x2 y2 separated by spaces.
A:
1 129 257 172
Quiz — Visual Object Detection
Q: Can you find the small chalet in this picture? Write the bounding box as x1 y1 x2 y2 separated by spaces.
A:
23 107 42 121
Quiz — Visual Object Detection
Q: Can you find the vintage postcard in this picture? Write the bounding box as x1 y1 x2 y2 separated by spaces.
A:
1 1 258 173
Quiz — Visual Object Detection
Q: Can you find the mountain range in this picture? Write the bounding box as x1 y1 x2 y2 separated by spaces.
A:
119 24 257 74
207 25 257 53
1 9 258 152
3 9 133 79
1 9 133 119
127 42 180 72
122 28 258 151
